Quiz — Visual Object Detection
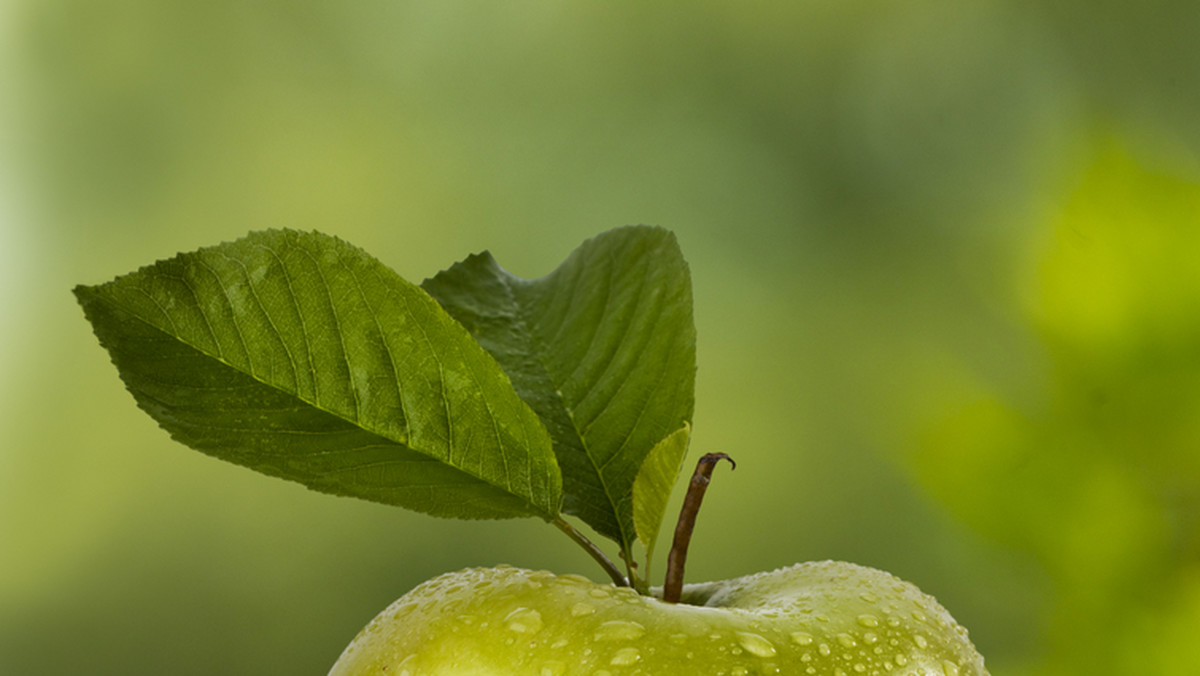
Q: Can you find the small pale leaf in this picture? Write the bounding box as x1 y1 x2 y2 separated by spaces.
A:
632 423 691 567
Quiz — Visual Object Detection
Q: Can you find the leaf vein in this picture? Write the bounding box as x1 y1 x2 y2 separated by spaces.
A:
256 243 319 404
215 250 301 392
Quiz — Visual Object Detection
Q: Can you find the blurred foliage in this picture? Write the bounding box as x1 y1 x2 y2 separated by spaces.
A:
2 1 1199 674
917 144 1200 676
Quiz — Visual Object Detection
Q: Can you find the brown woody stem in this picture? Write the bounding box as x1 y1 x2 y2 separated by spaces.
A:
662 452 735 603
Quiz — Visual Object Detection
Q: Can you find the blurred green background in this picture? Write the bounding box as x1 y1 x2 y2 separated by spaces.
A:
3 1 1199 674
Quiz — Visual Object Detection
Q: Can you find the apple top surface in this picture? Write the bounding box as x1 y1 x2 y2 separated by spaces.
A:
329 563 989 676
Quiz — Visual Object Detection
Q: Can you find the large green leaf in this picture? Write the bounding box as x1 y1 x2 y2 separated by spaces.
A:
75 229 561 520
422 226 695 551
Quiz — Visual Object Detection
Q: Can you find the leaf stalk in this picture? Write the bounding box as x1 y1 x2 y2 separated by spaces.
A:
621 548 648 595
552 516 629 587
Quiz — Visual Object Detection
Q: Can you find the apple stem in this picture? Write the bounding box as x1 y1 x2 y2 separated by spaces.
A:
662 452 735 604
552 516 630 587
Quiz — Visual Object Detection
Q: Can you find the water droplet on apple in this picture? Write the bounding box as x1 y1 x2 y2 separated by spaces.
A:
570 602 596 617
914 635 929 649
588 588 610 599
504 607 543 634
736 631 777 658
942 660 961 676
836 633 857 648
539 661 566 676
856 614 879 628
894 654 908 666
863 632 878 644
609 647 641 666
791 631 814 646
818 643 832 657
593 620 646 641
912 610 928 623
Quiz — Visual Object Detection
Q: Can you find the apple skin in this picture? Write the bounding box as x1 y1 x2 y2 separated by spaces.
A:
330 562 989 676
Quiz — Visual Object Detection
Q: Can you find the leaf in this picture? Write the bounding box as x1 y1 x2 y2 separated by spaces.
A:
422 225 696 552
632 423 691 569
74 229 561 520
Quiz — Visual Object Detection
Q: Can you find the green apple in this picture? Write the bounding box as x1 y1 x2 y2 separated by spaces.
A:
329 561 989 676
